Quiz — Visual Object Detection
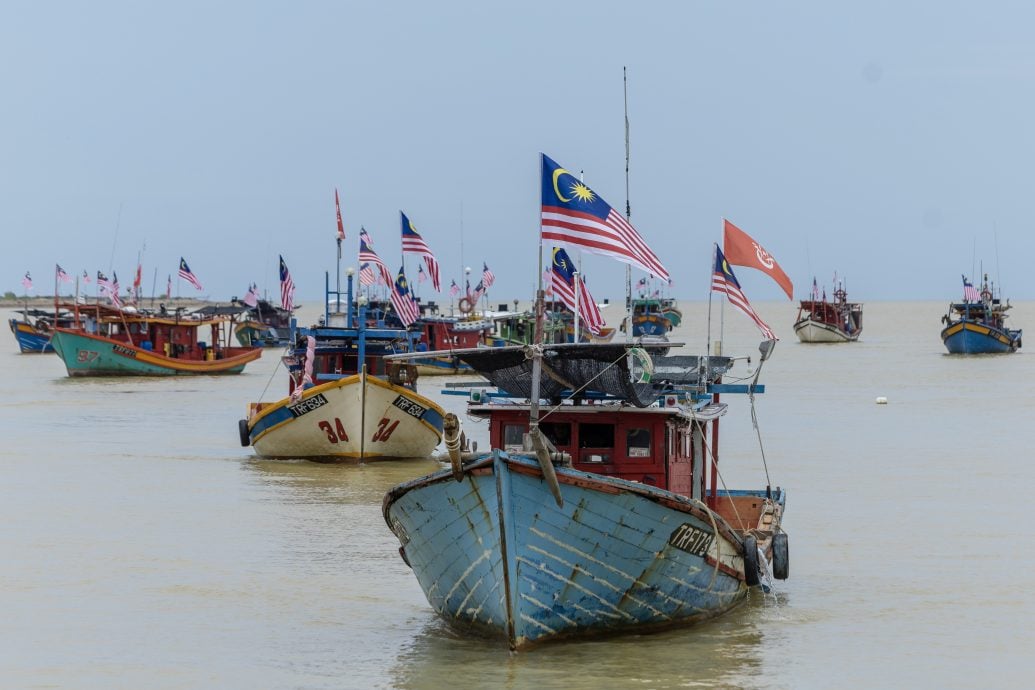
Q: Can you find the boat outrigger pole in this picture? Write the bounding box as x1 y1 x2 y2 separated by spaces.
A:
624 66 633 343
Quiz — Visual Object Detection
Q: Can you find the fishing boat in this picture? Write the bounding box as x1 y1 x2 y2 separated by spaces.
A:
48 303 262 376
491 301 614 346
412 307 494 375
383 339 788 650
621 297 682 338
941 274 1021 354
793 284 863 343
8 308 77 353
239 272 445 460
233 297 294 347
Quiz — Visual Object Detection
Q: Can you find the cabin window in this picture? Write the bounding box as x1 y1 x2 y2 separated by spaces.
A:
578 422 613 463
626 428 651 458
540 422 571 448
503 424 526 452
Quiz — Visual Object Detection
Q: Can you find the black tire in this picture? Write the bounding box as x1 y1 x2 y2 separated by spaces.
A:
772 532 789 580
238 419 251 447
742 536 759 586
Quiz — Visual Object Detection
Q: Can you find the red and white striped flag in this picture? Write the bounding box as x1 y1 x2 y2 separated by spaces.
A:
178 258 203 291
540 154 669 282
482 262 495 289
550 248 605 335
449 280 460 297
56 264 72 283
21 272 32 291
359 228 393 287
400 212 441 292
243 283 259 308
279 256 295 311
391 267 420 327
712 245 776 341
962 275 981 302
359 263 376 286
110 272 123 308
82 270 92 284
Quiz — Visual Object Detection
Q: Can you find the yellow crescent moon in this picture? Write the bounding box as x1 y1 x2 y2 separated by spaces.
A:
552 168 573 202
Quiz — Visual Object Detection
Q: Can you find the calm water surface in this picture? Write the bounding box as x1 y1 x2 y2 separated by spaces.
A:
2 301 1033 689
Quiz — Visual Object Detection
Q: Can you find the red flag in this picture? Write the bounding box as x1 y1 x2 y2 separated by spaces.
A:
133 264 142 290
335 189 345 241
722 219 793 300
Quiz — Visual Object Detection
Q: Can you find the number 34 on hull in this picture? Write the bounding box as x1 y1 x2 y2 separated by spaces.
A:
240 373 445 460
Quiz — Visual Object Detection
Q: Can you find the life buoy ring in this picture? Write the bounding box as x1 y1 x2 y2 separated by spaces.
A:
980 289 992 301
457 297 474 314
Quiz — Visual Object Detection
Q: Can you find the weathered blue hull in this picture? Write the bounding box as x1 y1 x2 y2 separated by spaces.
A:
9 319 54 353
941 320 1022 354
631 315 669 337
384 452 750 649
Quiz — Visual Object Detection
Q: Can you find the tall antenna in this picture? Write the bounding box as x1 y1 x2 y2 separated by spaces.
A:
623 66 633 342
108 202 123 273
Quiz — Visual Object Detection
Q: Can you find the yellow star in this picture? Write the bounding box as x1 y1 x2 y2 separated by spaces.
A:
570 182 596 203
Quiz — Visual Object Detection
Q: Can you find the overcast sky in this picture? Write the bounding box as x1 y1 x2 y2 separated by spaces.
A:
4 1 1034 304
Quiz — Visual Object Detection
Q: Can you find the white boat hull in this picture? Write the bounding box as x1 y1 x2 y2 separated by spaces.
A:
246 374 444 460
793 319 859 343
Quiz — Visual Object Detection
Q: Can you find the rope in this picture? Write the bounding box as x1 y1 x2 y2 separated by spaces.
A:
748 358 773 489
255 346 287 403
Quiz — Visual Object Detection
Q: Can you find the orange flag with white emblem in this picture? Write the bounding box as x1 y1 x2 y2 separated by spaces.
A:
722 219 793 299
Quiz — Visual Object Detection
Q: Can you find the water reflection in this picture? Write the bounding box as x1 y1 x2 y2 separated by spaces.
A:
244 457 444 505
389 592 785 690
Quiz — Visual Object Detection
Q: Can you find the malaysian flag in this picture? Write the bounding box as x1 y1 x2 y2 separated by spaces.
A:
82 269 92 284
391 267 420 327
712 245 776 341
279 255 296 311
400 212 441 291
243 283 259 308
110 272 123 308
166 274 172 299
962 275 981 302
540 153 669 282
551 247 605 335
56 264 72 283
482 262 495 289
178 258 203 291
358 228 393 286
470 280 485 303
811 277 821 301
417 264 428 284
449 280 460 297
359 263 376 286
97 271 112 295
21 272 32 291
335 188 346 241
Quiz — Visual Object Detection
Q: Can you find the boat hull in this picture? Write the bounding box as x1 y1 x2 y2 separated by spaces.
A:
793 318 860 343
941 321 1022 354
384 452 749 649
247 374 444 460
412 355 474 376
50 329 261 376
631 315 669 337
9 319 53 353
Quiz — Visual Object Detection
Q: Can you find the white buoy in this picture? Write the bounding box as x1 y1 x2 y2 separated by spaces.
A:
875 396 888 405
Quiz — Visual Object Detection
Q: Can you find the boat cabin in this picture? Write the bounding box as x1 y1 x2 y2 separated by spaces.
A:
472 402 714 503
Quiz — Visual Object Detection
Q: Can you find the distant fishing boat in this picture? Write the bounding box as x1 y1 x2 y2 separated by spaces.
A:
411 308 494 375
49 304 262 376
240 270 445 460
621 297 681 338
941 274 1021 354
793 279 863 343
233 297 294 347
383 342 788 650
8 308 77 353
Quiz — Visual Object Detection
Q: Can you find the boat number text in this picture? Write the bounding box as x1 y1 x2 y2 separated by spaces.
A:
76 350 100 363
318 417 350 444
112 344 137 359
372 418 399 442
392 395 426 419
668 523 714 557
288 393 328 418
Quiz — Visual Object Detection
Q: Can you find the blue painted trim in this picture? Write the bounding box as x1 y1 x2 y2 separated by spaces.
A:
708 384 765 394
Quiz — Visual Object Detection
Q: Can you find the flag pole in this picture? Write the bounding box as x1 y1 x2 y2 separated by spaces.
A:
706 242 715 360
623 65 633 343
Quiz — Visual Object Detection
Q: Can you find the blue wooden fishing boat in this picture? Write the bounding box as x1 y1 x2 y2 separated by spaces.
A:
383 341 788 649
941 274 1021 354
8 309 72 353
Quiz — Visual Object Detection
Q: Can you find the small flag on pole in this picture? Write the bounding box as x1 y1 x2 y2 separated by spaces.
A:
56 264 72 284
279 256 296 311
243 283 259 308
551 248 605 335
359 263 376 286
449 280 460 297
482 262 495 289
82 269 92 284
400 212 441 292
962 275 981 302
391 267 421 327
21 272 33 291
178 258 203 291
110 272 123 308
335 188 346 241
712 245 776 341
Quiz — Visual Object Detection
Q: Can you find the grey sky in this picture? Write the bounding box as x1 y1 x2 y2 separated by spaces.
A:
3 2 1033 303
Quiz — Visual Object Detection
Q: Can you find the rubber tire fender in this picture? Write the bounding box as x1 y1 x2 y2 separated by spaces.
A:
742 535 760 587
238 419 251 447
772 532 789 580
